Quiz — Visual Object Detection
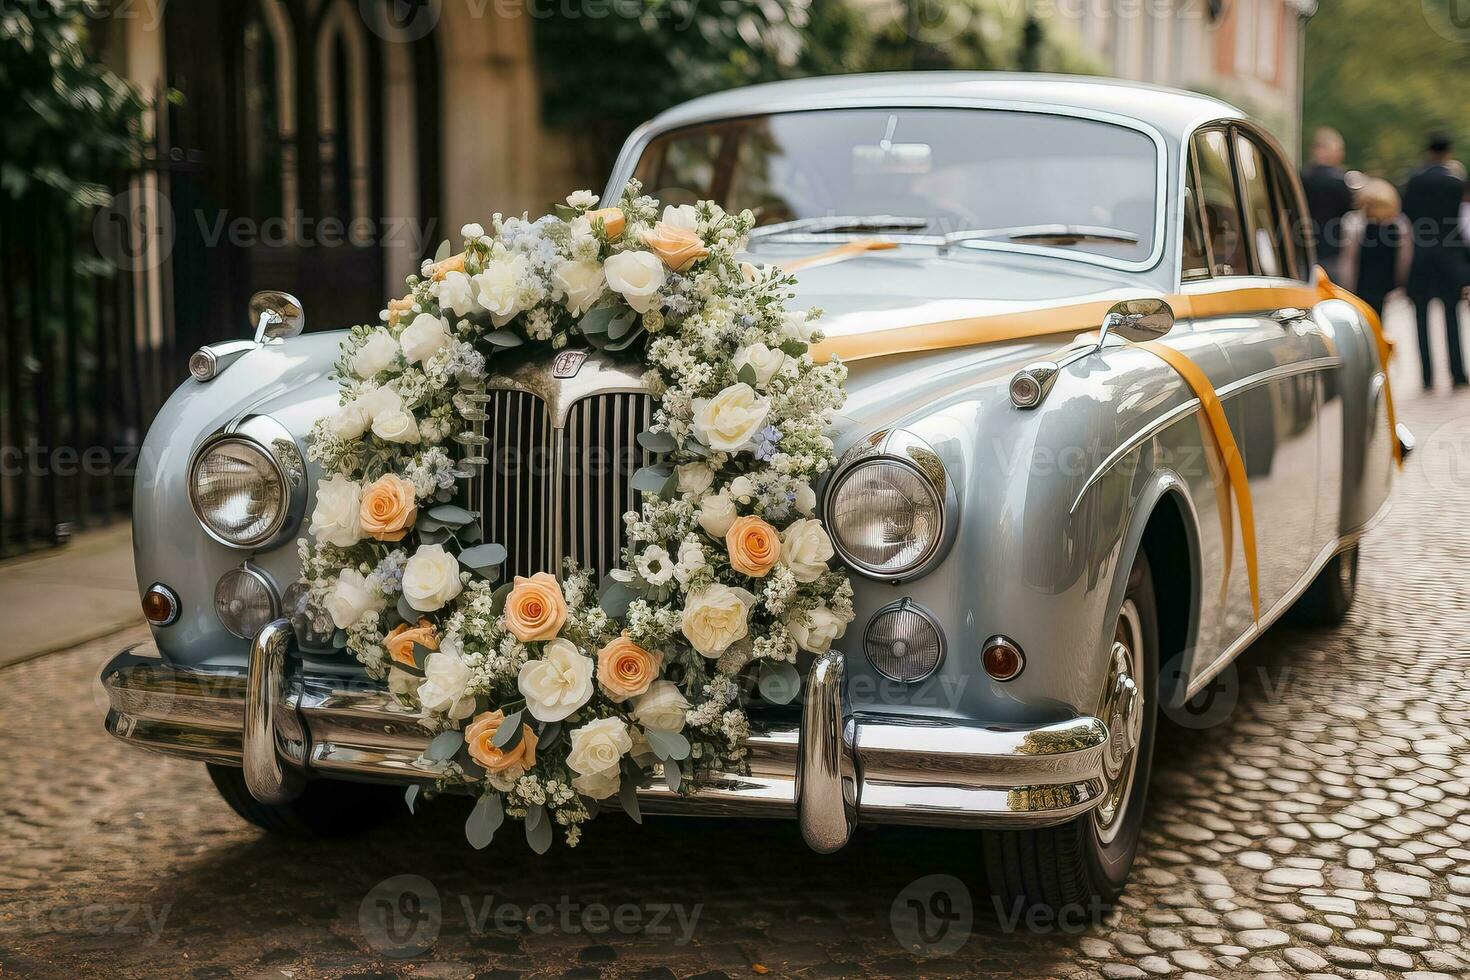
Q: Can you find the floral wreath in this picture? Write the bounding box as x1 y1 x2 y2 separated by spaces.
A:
300 182 854 851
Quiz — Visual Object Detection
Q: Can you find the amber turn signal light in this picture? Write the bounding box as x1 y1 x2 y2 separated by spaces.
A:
982 635 1025 681
142 583 180 627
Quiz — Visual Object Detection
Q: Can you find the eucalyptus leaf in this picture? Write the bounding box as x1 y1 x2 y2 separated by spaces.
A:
396 594 420 625
579 306 617 335
619 769 643 825
435 488 455 503
491 710 524 750
423 729 463 763
415 515 447 533
405 784 421 814
737 363 758 387
525 804 553 854
630 465 673 494
486 330 524 348
664 761 682 793
489 582 514 617
636 430 678 453
758 661 802 705
643 727 691 762
458 522 484 545
434 239 452 262
332 629 348 650
779 339 809 357
607 313 635 341
605 324 646 352
583 329 611 350
411 642 435 671
465 792 504 850
538 720 562 750
427 504 476 527
458 542 508 571
600 581 636 617
417 527 451 546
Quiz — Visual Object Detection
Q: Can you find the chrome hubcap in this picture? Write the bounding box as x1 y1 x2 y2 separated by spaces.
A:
1095 598 1143 844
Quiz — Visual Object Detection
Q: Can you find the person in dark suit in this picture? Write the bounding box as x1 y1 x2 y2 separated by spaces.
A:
1402 132 1468 389
1301 128 1355 281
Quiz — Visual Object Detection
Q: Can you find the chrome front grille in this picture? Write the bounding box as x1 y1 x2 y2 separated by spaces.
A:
480 387 653 582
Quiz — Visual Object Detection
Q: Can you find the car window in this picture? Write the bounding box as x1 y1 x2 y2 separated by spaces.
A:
1192 130 1248 277
1235 135 1288 278
1271 158 1313 280
1181 159 1211 280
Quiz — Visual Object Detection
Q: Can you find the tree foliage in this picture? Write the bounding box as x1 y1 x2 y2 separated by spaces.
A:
1303 0 1470 179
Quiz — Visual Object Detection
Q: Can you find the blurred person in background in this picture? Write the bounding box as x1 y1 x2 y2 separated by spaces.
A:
1402 132 1468 389
1340 178 1412 320
1302 127 1355 280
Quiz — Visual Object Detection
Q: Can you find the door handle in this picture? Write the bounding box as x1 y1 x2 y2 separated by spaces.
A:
1270 307 1312 324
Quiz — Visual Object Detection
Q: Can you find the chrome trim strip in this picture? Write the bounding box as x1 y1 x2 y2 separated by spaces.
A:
1212 356 1342 398
796 651 857 853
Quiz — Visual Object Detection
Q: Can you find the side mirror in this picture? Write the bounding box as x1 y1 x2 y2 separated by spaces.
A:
249 290 306 343
1097 298 1174 348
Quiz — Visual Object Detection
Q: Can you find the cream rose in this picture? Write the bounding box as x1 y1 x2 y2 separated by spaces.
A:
329 400 371 440
726 515 781 578
566 716 633 782
676 462 714 496
733 343 787 386
661 204 700 230
691 383 771 452
572 766 621 800
680 583 757 658
793 482 817 516
782 309 816 343
324 568 382 630
603 251 666 314
780 518 834 583
644 221 709 272
359 473 418 541
371 407 421 445
417 648 477 720
632 679 691 733
464 709 538 776
387 667 417 699
788 605 851 655
553 258 606 317
697 491 738 538
596 635 662 702
673 538 707 587
517 637 595 722
473 252 530 326
309 474 363 547
352 330 399 378
502 572 568 642
436 269 477 317
402 543 464 612
400 312 451 365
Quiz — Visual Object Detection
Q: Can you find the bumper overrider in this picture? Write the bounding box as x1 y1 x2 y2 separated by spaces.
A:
101 619 1115 850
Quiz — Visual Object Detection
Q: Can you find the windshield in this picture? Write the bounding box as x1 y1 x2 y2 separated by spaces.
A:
632 108 1160 262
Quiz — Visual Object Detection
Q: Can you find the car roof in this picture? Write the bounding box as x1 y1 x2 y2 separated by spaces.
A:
649 72 1246 137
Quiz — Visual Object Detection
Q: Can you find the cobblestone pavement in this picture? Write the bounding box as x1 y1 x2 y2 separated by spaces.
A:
4 348 1470 980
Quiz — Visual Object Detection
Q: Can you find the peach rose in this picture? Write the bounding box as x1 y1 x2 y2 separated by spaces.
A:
464 709 538 775
359 473 418 541
587 207 625 240
644 222 709 272
386 295 414 328
726 515 782 578
427 252 466 281
596 635 663 702
384 619 438 669
503 572 568 642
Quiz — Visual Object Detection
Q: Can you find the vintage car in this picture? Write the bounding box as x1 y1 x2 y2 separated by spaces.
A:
102 73 1406 912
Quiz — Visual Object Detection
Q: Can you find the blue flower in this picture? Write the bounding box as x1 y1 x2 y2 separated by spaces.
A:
754 425 782 461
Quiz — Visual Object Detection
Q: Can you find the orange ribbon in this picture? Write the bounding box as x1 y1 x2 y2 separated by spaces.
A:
780 239 899 272
1316 269 1401 467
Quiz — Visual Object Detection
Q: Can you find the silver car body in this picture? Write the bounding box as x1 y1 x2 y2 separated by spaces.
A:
104 74 1397 849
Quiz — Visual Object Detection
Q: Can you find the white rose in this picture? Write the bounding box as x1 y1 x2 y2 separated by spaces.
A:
566 190 599 209
788 605 851 654
676 462 714 496
680 583 757 658
371 408 421 444
633 679 691 733
400 312 451 365
352 330 399 378
733 343 787 386
673 538 707 587
356 384 401 420
571 766 621 800
696 492 738 538
417 649 477 720
553 258 606 317
329 400 371 440
782 309 816 343
517 637 594 722
472 252 530 326
794 482 817 516
603 251 666 314
691 383 771 452
309 475 363 548
661 204 700 231
566 716 632 777
728 476 756 504
780 518 834 583
460 222 484 239
402 543 463 612
388 667 417 699
436 270 477 317
324 567 381 629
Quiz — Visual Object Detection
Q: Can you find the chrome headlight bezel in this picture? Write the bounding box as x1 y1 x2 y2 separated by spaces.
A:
187 415 306 550
822 428 959 582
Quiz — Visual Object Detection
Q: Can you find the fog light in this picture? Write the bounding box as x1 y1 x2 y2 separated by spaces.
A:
215 564 279 639
142 583 180 627
863 599 944 682
982 635 1025 681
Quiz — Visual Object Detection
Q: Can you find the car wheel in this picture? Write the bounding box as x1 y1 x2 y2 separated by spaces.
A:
207 764 404 837
981 550 1159 918
1286 545 1358 626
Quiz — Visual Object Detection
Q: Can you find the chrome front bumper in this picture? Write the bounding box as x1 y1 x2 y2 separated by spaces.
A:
101 620 1114 850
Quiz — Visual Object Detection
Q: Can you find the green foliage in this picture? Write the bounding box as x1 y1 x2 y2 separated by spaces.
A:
1303 0 1470 180
0 0 148 208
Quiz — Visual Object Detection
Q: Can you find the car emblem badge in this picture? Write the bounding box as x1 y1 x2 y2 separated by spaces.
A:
552 350 589 379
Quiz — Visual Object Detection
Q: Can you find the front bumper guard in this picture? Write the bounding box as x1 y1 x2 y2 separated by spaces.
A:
102 621 1113 850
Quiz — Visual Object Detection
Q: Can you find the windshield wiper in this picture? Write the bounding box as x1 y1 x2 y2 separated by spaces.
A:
940 224 1140 252
748 215 931 240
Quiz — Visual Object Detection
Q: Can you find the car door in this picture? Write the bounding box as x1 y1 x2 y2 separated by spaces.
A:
1183 125 1327 641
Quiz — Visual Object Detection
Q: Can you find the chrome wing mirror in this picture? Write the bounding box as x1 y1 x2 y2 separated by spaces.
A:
1010 298 1175 410
250 290 306 343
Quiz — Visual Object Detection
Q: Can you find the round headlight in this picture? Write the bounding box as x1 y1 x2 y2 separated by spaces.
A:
865 599 945 682
827 458 944 577
189 437 287 547
215 565 280 639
